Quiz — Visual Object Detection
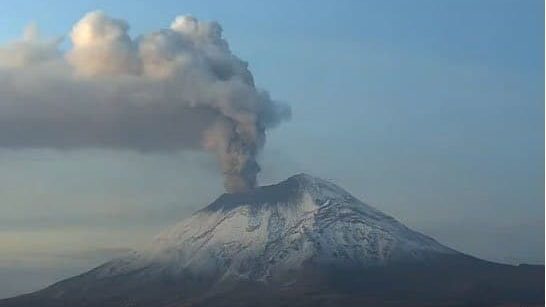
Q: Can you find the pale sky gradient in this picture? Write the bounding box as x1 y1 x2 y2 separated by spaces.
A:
0 0 543 299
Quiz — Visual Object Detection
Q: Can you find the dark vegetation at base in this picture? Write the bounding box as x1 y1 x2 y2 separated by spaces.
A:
1 175 543 307
0 254 543 307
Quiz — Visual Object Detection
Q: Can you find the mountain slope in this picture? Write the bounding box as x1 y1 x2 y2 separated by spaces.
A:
0 174 543 307
105 173 456 282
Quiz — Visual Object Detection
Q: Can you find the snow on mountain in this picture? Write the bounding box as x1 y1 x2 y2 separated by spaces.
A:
94 173 456 282
1 174 543 307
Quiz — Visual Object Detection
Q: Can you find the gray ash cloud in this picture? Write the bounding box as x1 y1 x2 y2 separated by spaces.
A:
0 11 290 192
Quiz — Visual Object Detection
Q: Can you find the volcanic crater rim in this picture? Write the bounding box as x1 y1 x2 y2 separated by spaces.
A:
201 173 315 212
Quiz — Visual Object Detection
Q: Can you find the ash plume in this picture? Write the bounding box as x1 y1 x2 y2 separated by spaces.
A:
0 11 290 192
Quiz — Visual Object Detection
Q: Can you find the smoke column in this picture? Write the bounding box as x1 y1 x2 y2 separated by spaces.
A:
0 11 290 192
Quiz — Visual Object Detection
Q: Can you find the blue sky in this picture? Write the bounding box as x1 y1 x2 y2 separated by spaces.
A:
0 0 543 298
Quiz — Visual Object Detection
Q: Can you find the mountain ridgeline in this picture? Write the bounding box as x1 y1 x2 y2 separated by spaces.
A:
1 174 543 307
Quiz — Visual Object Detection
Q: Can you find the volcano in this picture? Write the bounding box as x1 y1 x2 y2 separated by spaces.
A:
1 174 543 306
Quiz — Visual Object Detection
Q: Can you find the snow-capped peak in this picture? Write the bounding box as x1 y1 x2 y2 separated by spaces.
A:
97 174 456 282
200 173 352 213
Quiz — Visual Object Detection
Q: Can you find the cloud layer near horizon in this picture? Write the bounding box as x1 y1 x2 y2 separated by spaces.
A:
0 11 290 192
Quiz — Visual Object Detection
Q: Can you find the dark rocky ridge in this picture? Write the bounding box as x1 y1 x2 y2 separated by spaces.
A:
201 173 308 212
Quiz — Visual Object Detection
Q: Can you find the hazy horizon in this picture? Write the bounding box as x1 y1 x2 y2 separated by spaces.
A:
0 0 543 299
